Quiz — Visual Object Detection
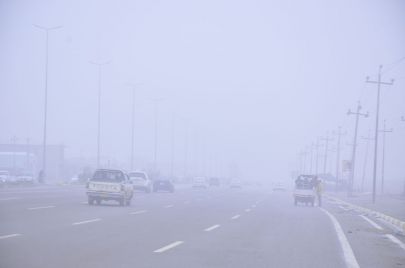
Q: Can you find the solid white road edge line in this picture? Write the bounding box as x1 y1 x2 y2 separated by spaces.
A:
359 215 383 230
27 206 55 210
204 224 220 232
231 215 241 220
130 210 147 215
154 241 184 253
320 208 360 268
385 234 405 251
0 234 21 240
72 218 101 225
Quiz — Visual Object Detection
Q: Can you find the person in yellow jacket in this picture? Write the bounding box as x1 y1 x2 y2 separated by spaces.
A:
315 179 323 207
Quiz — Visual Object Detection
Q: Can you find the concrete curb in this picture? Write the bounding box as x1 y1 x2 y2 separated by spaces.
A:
325 194 405 235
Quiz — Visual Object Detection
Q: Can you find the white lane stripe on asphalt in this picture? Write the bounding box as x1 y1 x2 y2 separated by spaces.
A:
154 241 184 253
359 215 383 230
320 208 360 268
0 234 21 240
385 234 405 251
165 205 174 208
245 208 251 213
72 218 101 225
27 206 55 210
130 210 147 215
0 197 20 201
204 224 220 232
231 215 241 220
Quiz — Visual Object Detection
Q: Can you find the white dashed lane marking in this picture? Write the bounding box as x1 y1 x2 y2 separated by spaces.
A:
204 224 220 232
154 241 184 253
385 234 405 251
72 218 101 225
0 234 21 240
359 215 383 230
27 206 55 210
231 215 241 220
245 208 251 213
130 210 147 215
164 205 174 208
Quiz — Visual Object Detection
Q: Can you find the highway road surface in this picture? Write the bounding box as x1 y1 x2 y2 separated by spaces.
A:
0 184 404 268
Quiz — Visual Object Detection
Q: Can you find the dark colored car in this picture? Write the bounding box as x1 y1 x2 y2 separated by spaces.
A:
153 179 175 193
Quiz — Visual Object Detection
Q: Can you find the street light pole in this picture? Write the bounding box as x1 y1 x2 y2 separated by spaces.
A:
347 102 368 196
151 97 165 172
366 66 394 203
33 24 62 181
90 60 111 168
379 120 393 194
126 83 142 171
314 137 323 175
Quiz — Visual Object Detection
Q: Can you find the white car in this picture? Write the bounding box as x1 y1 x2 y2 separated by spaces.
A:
192 177 209 189
128 171 152 193
86 169 134 206
16 173 35 184
230 179 242 188
0 170 9 187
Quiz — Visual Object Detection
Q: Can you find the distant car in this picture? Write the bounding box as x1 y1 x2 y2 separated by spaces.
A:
0 170 10 186
16 173 35 184
153 179 175 193
273 182 287 191
230 180 242 188
192 177 209 189
209 177 220 186
86 169 134 206
128 171 152 193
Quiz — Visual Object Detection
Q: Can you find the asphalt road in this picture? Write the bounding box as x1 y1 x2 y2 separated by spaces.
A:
0 185 404 268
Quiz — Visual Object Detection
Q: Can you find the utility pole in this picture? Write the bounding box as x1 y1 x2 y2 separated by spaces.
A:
379 120 393 194
366 65 394 203
33 24 62 181
347 102 368 196
90 60 111 168
321 132 333 175
333 127 345 190
360 131 373 192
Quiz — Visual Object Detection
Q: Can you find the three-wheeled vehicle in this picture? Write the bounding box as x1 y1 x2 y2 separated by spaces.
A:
293 175 316 206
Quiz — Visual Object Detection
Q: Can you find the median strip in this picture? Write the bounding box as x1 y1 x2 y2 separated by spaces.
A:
154 241 184 253
204 224 220 232
0 234 21 240
72 218 101 225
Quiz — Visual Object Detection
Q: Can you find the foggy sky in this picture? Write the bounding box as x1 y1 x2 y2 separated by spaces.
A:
1 0 404 187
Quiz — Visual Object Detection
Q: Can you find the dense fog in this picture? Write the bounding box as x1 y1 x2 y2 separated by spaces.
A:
1 0 404 191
